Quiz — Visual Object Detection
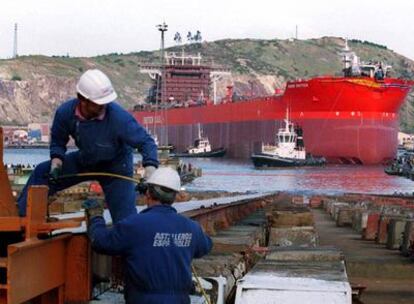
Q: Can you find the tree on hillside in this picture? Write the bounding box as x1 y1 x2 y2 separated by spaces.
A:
194 30 202 43
187 31 193 43
174 32 182 45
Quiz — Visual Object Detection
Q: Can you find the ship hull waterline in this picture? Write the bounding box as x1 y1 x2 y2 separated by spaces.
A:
141 116 397 164
251 153 326 168
174 148 226 158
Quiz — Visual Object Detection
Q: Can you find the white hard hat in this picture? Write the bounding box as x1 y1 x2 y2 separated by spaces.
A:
76 69 117 105
147 167 181 192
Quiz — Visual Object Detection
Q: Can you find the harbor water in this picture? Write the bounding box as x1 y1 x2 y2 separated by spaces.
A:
4 149 414 196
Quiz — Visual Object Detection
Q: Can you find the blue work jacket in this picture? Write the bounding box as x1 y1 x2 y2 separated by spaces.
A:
50 98 158 168
89 204 213 304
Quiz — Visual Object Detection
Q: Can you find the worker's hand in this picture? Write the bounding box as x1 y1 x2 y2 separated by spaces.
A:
144 165 156 179
49 158 63 183
82 199 104 219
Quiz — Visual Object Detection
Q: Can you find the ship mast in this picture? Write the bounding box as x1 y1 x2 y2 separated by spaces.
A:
157 22 168 146
198 123 202 139
157 21 168 104
284 108 287 132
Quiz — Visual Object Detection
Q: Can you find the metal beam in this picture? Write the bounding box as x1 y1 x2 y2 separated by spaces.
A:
7 235 70 304
0 128 18 216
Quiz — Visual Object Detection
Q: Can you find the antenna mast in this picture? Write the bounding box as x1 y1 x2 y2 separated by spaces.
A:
13 23 18 59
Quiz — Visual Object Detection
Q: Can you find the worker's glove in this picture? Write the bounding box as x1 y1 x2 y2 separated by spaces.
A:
49 158 63 184
136 178 149 195
82 199 104 219
143 165 156 179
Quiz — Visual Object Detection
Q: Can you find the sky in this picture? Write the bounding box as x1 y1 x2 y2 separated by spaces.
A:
0 0 413 60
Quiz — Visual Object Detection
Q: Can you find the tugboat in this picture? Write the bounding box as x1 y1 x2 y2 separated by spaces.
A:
175 124 226 158
251 110 325 168
384 152 414 176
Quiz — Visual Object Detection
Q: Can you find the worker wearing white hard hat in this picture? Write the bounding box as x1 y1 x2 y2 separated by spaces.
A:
77 69 118 105
17 69 159 223
75 69 117 120
83 167 212 303
146 167 182 203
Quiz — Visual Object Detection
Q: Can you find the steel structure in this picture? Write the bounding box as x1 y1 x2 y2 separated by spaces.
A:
0 127 90 304
0 126 274 303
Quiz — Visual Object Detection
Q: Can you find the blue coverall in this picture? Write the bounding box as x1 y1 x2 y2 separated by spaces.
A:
88 204 213 304
17 98 158 223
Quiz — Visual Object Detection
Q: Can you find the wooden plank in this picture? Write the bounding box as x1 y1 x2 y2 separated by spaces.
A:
25 186 48 240
7 235 70 304
0 128 18 217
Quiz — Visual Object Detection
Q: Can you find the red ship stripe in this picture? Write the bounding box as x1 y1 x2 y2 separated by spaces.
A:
134 109 397 126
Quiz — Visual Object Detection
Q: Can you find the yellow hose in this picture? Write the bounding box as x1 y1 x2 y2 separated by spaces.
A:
58 172 140 184
59 172 211 303
192 265 212 304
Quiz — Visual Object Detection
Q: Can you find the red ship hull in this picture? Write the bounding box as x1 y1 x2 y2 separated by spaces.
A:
133 77 413 164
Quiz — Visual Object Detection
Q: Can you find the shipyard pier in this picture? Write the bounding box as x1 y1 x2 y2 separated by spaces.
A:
2 140 414 303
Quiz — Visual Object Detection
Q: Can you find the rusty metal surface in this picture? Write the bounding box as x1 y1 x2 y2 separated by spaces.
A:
0 128 17 217
0 182 276 303
0 130 87 304
25 186 48 240
52 193 275 235
7 234 70 304
185 195 272 235
65 235 92 302
0 218 23 232
191 204 273 302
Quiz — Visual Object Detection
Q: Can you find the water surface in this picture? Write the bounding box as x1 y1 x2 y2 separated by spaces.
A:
4 149 413 196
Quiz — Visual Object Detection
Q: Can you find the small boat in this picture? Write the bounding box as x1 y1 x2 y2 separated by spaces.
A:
384 152 414 176
251 110 325 168
174 124 226 158
384 166 402 176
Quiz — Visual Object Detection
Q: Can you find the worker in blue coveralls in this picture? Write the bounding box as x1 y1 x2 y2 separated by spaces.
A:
17 69 159 223
83 167 212 304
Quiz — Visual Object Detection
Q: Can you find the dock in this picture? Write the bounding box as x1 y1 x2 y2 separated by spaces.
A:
313 208 414 303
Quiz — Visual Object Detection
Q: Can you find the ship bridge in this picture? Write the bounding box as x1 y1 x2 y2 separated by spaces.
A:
140 51 230 105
